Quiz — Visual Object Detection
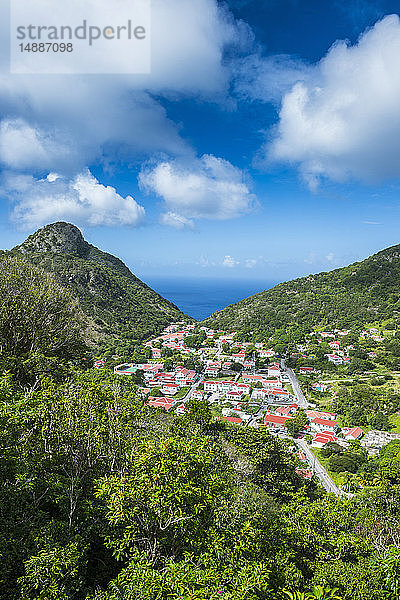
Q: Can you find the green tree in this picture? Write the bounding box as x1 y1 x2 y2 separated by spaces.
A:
0 256 85 359
95 437 226 563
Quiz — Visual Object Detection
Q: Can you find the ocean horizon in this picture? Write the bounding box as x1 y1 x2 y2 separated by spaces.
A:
146 276 277 321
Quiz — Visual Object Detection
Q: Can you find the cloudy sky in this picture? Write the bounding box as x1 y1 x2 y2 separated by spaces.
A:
2 0 400 284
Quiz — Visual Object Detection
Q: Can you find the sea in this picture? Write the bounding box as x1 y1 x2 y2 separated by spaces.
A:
146 277 277 321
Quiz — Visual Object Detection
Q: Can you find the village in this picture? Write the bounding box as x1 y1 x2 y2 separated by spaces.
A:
106 321 400 492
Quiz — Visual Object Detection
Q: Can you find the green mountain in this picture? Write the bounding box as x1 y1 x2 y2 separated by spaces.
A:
203 243 400 336
8 222 188 347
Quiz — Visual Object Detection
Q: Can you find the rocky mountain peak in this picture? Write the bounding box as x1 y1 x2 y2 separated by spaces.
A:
16 222 90 257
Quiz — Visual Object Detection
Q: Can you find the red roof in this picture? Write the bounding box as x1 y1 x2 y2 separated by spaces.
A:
312 418 338 428
264 414 293 426
313 432 338 444
220 416 243 424
270 388 289 395
148 399 174 410
276 406 292 416
343 426 363 439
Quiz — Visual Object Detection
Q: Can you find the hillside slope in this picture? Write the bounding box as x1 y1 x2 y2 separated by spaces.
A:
9 222 188 346
203 244 400 336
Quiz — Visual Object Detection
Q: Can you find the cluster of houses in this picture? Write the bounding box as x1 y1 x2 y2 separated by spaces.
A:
263 404 365 449
143 323 277 364
112 323 287 421
111 323 396 461
324 338 352 366
114 362 197 395
303 328 386 365
144 323 197 358
360 328 384 343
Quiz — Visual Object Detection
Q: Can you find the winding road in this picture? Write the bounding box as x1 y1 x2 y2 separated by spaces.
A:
281 358 342 496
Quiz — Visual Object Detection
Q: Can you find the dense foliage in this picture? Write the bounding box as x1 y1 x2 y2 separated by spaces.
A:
0 365 400 599
0 255 86 380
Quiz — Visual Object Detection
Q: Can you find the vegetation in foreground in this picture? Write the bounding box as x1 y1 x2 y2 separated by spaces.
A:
1 256 400 599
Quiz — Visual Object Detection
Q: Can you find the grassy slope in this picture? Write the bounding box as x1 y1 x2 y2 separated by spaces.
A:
204 243 400 335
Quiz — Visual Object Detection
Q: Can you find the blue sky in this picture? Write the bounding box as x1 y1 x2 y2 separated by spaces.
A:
1 0 400 284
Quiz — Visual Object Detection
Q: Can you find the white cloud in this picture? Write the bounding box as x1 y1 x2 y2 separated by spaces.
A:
245 258 257 268
4 170 145 230
139 154 255 225
222 255 239 268
47 172 61 183
197 255 215 268
159 211 194 229
233 53 311 104
0 119 75 172
0 0 250 176
269 15 400 186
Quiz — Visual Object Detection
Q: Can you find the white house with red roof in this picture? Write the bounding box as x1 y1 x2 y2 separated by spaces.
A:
268 364 281 378
264 414 293 429
259 349 275 358
329 341 341 351
312 431 338 448
251 388 270 400
326 354 345 365
342 427 363 441
243 360 256 370
162 382 180 396
175 367 196 386
310 417 338 433
226 390 245 401
203 380 250 395
299 366 315 374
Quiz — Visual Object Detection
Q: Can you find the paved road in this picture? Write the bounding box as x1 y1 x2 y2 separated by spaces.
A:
180 374 205 402
280 360 342 495
296 438 342 496
281 359 308 409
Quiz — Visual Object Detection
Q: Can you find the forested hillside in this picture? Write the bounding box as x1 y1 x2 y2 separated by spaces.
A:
8 222 189 349
0 253 400 599
203 244 400 338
